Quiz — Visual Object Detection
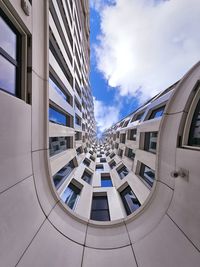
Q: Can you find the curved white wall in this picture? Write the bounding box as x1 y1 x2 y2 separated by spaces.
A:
0 1 200 266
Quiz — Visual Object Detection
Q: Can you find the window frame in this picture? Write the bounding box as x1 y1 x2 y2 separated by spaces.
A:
0 6 27 100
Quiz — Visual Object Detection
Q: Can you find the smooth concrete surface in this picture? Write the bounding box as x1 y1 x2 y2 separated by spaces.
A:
0 1 200 267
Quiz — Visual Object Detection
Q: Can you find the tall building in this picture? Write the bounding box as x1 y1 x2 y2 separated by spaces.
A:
0 1 200 267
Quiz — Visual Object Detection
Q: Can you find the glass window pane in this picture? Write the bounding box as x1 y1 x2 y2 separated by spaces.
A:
188 99 200 147
92 196 108 210
0 55 16 94
0 16 17 59
91 210 110 221
49 78 68 102
49 107 67 126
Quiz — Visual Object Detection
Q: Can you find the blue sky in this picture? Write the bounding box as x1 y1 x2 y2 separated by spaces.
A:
90 0 200 135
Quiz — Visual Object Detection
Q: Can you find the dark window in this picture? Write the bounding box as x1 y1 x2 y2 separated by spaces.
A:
126 148 135 160
83 158 91 167
96 164 104 171
49 136 72 156
117 165 129 179
76 146 82 155
188 99 200 147
118 149 123 158
115 142 119 149
101 174 113 187
0 11 21 97
123 120 130 128
149 106 165 120
61 183 80 210
110 152 115 159
144 132 158 153
109 160 116 169
100 158 106 163
49 106 71 127
75 114 81 126
128 129 137 141
120 186 141 215
90 195 110 221
131 112 144 122
75 131 82 140
139 163 155 187
97 154 102 158
120 133 126 144
90 155 95 161
106 152 110 156
53 159 75 189
81 170 92 184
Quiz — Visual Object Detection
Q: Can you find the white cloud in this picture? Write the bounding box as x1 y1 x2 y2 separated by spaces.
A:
95 0 200 102
93 97 120 135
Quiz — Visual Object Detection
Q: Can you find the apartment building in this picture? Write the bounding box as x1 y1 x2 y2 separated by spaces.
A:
0 0 200 266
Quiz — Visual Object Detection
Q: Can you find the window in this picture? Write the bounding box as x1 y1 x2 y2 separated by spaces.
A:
123 120 130 128
120 186 141 215
75 131 82 140
117 165 129 179
97 154 102 158
90 155 95 161
0 11 21 97
128 129 137 141
90 195 110 221
81 169 92 184
144 132 158 153
100 158 106 163
101 174 113 187
131 112 144 122
139 163 155 187
109 160 116 169
110 152 115 159
76 146 83 155
115 142 119 149
120 133 126 144
75 114 81 126
125 148 135 160
49 136 73 156
149 106 165 120
106 152 110 156
49 76 71 104
118 149 123 158
53 159 75 189
61 183 81 210
96 164 104 171
188 99 200 147
49 106 72 127
83 158 91 167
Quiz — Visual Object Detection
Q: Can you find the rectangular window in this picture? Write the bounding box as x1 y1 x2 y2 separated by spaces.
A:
75 114 81 126
0 10 21 97
128 129 137 141
90 195 110 221
61 183 81 210
123 120 130 128
90 155 95 161
81 169 92 184
49 136 73 156
188 99 200 147
109 160 116 169
75 131 82 140
101 174 113 187
97 154 102 158
100 158 106 163
49 76 71 104
120 186 141 215
53 159 75 189
125 148 135 160
149 106 165 120
117 165 129 179
49 106 72 127
76 146 82 155
118 149 123 158
96 164 104 171
83 158 91 167
110 152 115 159
144 132 158 153
120 133 126 144
139 163 155 187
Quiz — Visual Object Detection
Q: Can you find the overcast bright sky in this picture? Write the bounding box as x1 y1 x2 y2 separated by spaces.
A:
90 0 200 136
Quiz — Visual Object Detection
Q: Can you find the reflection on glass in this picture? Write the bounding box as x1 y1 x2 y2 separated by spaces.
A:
188 99 200 147
49 78 67 101
0 17 17 60
61 183 80 210
49 107 67 126
0 55 16 94
120 186 141 215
